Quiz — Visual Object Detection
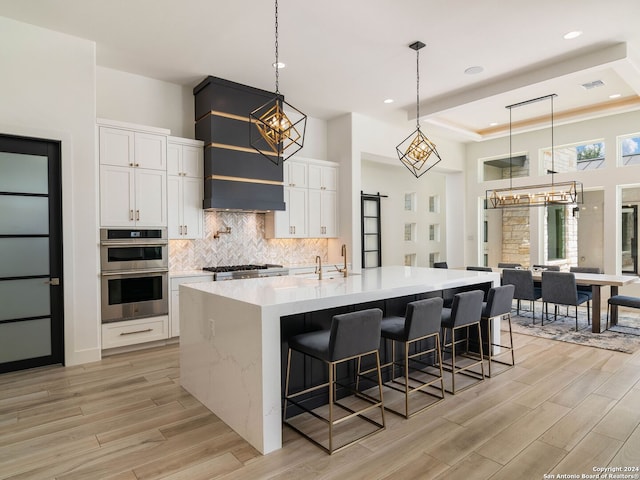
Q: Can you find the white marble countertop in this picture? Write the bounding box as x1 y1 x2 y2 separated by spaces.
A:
182 266 499 314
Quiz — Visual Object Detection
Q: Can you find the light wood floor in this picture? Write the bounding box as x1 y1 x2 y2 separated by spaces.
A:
2 332 640 480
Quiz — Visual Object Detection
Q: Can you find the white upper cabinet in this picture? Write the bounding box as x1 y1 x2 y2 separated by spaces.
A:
167 137 204 239
98 121 169 227
265 158 338 239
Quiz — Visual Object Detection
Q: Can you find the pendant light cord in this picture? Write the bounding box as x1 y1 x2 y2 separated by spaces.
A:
274 0 280 94
416 47 420 130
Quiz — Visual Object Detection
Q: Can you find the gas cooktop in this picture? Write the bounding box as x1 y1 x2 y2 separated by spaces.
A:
202 264 288 280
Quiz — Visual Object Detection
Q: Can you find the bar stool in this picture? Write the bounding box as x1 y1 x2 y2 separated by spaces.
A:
481 285 515 377
377 297 445 418
283 308 385 454
440 290 485 394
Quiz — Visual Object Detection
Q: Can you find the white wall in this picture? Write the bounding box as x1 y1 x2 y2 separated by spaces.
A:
0 16 100 365
362 160 447 267
97 67 193 137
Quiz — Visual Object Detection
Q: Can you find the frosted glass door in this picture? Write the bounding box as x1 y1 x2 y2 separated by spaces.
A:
0 136 63 373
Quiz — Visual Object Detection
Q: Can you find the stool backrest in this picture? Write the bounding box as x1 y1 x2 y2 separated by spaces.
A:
541 271 578 305
329 308 382 361
450 290 484 327
405 297 443 340
483 284 515 318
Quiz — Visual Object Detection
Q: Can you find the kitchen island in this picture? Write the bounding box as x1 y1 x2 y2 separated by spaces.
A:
179 266 499 454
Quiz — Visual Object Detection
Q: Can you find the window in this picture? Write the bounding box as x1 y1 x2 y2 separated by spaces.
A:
428 252 439 267
404 254 416 266
404 223 416 242
428 195 440 213
542 140 605 173
482 154 529 181
429 224 440 242
619 134 640 166
547 205 566 260
404 192 416 211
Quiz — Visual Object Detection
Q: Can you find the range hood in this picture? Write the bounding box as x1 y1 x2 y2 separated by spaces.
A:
194 76 286 212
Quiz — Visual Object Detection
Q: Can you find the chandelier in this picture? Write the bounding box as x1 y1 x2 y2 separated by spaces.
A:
250 0 306 165
486 94 583 208
396 41 442 178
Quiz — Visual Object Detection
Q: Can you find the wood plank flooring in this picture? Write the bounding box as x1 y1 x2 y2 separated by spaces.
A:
1 332 640 479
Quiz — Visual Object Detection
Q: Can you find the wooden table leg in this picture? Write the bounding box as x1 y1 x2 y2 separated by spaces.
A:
610 286 619 328
592 285 602 333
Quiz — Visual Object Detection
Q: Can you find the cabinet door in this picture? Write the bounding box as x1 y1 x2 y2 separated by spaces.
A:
181 176 203 239
134 132 167 170
135 169 167 227
287 161 308 188
288 187 308 237
167 175 182 238
100 165 135 227
170 290 180 337
99 127 134 167
167 143 181 176
321 190 338 237
308 189 322 237
182 145 203 178
322 166 338 191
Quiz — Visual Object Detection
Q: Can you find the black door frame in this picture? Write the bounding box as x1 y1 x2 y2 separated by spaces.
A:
0 133 64 373
622 204 638 275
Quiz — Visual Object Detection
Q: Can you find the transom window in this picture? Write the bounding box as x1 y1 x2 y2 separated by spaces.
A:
542 140 605 173
619 134 640 166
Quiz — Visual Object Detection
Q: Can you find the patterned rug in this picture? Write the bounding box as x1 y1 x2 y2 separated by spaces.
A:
510 305 640 354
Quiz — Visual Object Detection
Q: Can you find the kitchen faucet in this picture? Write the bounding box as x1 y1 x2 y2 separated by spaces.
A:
337 244 348 277
315 255 323 280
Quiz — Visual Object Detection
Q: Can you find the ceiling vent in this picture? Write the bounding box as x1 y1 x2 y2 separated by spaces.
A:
581 79 605 90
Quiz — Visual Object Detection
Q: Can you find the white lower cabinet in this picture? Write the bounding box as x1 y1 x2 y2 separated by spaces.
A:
169 274 214 337
102 316 169 349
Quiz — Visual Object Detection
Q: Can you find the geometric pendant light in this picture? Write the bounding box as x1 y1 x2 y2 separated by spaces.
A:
396 41 442 178
250 0 307 165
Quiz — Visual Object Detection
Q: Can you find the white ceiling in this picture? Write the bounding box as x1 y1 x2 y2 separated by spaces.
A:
2 0 640 142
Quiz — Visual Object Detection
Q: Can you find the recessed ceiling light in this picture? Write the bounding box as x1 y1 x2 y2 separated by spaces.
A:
489 122 499 127
383 98 394 104
563 31 582 40
609 93 622 99
464 66 484 75
272 62 286 69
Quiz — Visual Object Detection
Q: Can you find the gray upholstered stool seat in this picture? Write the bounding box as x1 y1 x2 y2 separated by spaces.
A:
283 308 385 454
440 290 485 394
376 297 445 418
481 285 515 377
606 295 640 329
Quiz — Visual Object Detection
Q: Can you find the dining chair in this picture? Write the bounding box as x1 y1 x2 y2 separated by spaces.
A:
502 268 541 322
497 262 521 269
466 266 492 272
569 267 600 318
433 262 448 269
541 271 591 331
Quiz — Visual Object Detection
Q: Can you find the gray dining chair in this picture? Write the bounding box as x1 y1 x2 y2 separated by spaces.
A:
569 266 600 309
502 268 541 322
433 262 448 269
541 271 591 331
532 264 560 271
497 262 521 269
466 266 492 272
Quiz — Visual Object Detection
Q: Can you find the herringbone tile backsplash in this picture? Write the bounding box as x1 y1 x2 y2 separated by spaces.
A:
169 211 329 270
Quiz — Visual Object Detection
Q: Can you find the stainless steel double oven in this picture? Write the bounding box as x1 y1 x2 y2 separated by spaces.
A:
100 228 168 323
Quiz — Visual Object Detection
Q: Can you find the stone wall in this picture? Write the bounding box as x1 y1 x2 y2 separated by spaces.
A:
501 207 530 266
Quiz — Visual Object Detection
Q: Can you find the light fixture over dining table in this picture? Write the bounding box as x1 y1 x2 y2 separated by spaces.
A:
485 94 583 208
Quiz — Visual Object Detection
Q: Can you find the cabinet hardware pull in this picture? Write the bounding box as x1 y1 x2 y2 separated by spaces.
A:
120 328 153 336
129 209 134 221
179 225 183 235
185 225 188 235
136 210 140 221
129 163 134 167
134 163 139 167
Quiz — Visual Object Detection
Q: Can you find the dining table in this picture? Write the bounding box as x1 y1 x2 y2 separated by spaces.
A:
516 270 637 333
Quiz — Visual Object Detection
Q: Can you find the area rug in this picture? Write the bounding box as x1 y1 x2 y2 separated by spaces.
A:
510 306 640 354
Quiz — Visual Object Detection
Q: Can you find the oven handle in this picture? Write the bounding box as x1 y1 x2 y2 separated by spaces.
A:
100 241 168 247
101 269 169 276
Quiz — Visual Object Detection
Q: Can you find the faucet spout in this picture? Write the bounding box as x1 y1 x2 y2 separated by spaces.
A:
315 255 323 280
338 244 348 277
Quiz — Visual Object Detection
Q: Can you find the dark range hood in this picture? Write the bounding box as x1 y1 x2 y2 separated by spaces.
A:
194 76 286 212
